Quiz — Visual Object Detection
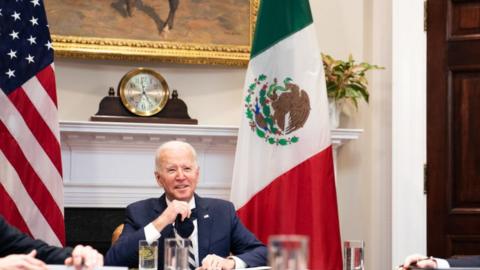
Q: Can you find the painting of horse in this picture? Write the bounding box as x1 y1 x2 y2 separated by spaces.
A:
44 0 250 45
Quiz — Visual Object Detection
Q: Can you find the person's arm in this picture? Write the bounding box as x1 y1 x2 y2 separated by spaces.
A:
227 203 267 268
105 206 150 267
0 217 71 264
447 255 480 267
0 217 102 269
197 201 266 270
105 200 190 267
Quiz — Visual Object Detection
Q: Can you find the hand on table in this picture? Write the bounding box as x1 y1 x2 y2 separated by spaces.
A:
398 254 437 269
0 250 47 270
64 244 103 270
198 254 235 270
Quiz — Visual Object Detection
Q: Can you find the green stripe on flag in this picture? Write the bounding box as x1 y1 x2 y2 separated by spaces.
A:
250 0 314 58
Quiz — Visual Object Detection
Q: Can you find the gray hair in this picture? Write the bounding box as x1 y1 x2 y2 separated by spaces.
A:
154 140 198 171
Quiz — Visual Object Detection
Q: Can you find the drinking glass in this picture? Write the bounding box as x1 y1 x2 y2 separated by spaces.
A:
164 238 191 270
343 240 364 270
139 240 158 270
268 235 309 270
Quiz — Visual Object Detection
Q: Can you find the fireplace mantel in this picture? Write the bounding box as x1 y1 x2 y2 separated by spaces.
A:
60 121 362 208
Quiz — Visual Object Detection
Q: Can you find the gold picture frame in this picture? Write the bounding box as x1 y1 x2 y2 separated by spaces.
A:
46 0 258 66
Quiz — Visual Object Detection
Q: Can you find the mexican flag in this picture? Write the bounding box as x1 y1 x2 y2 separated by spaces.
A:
230 0 342 269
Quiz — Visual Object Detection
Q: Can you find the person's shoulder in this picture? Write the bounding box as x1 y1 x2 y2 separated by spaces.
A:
200 197 234 209
127 197 160 210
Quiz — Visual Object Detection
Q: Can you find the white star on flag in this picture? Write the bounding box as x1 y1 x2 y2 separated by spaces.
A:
11 11 20 20
30 16 38 26
45 40 53 50
25 54 35 63
5 69 15 78
7 50 17 59
27 35 37 45
9 30 19 40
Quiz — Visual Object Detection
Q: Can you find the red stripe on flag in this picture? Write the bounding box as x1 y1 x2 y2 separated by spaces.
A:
35 65 58 107
0 122 65 244
8 87 62 175
237 146 342 270
0 183 33 237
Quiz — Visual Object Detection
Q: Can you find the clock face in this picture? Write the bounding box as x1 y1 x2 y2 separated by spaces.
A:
118 68 170 116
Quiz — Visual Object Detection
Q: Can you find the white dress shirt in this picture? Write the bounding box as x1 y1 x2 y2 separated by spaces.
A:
435 258 450 268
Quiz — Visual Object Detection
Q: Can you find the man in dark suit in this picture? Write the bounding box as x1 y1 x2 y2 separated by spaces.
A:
0 215 103 270
105 141 267 270
400 253 480 268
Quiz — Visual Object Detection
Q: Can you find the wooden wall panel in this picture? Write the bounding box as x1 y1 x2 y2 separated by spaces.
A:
449 1 480 39
451 72 480 209
448 235 480 256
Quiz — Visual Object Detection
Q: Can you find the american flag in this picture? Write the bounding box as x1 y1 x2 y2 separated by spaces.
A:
0 0 65 246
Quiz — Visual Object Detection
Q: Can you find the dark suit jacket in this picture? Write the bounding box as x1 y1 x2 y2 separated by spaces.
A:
105 194 267 268
447 256 480 267
0 215 72 263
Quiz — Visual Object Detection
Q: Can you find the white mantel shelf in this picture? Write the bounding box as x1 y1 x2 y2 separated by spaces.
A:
60 121 362 208
60 121 362 146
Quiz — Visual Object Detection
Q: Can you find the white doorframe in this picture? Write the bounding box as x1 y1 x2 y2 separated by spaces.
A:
391 0 427 266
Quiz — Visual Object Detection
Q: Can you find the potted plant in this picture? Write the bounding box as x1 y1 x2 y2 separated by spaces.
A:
322 53 384 128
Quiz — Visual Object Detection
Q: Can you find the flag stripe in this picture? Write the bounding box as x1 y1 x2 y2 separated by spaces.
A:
251 0 313 58
0 89 63 204
0 184 32 236
23 66 61 142
8 87 62 174
0 151 62 245
237 146 341 270
0 122 65 243
35 64 58 107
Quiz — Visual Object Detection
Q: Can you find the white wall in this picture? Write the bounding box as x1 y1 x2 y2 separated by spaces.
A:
55 1 426 269
56 60 245 126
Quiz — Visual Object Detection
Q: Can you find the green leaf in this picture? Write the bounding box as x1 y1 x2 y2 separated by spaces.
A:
249 83 256 90
246 109 253 120
278 139 288 145
268 137 275 144
256 128 265 138
245 95 251 103
259 95 266 105
283 77 293 85
263 105 271 117
259 74 267 81
351 97 359 109
291 136 299 143
357 87 370 103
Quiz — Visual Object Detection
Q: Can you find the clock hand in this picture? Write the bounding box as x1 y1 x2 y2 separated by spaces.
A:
144 94 156 106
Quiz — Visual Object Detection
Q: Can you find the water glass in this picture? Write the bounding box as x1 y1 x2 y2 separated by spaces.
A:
164 238 191 270
139 240 158 270
268 235 309 270
343 240 364 270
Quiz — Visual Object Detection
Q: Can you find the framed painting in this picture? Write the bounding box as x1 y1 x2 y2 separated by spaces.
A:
44 0 258 66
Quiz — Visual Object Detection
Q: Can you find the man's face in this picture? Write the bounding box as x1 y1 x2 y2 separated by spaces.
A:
155 146 199 201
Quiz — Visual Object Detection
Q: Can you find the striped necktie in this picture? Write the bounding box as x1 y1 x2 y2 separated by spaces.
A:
186 239 195 270
174 209 197 270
